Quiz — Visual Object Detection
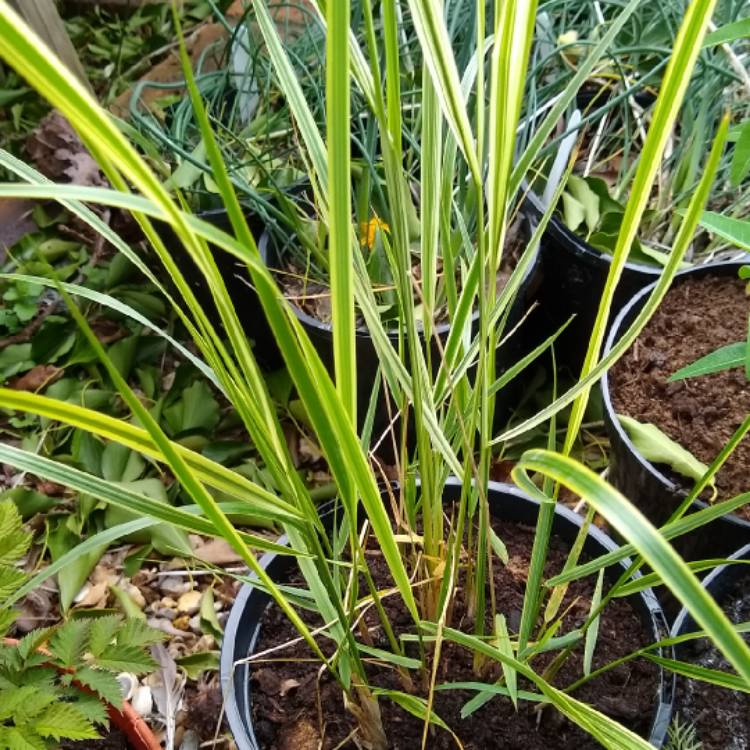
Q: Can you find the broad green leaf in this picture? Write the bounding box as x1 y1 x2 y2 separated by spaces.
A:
101 443 144 483
488 527 509 565
566 175 601 233
110 584 147 621
700 211 750 250
703 18 750 46
618 415 712 485
176 651 220 679
669 341 745 380
562 192 586 233
730 120 750 186
199 587 223 642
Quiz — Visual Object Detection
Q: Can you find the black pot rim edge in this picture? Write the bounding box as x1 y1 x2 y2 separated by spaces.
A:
220 478 674 749
601 260 750 532
270 219 542 342
671 542 750 638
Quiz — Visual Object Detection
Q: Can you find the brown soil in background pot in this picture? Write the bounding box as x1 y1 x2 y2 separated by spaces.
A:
675 573 750 749
611 273 750 517
249 519 659 750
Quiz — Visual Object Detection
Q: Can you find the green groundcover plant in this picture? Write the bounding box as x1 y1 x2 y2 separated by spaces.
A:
0 500 163 749
0 1 749 748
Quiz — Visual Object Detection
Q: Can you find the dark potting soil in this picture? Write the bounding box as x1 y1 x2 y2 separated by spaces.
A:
275 227 526 329
675 572 750 749
249 519 659 750
611 273 750 517
59 727 129 749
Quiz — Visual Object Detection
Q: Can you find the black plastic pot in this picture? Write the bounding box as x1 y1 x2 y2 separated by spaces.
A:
666 543 750 748
524 190 661 374
153 208 282 369
268 237 543 447
220 479 674 749
159 209 543 447
601 261 750 561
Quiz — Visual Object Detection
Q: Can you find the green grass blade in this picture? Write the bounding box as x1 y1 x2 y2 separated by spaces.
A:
561 0 720 457
327 0 356 422
405 0 480 182
513 451 750 685
645 654 750 693
424 623 656 749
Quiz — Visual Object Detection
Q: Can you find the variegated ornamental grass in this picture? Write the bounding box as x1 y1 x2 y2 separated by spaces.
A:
0 0 748 748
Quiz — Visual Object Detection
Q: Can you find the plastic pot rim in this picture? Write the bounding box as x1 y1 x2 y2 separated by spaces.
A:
600 259 750 532
670 542 750 638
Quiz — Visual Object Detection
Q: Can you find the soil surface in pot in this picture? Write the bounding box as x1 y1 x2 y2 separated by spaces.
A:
275 226 526 329
675 571 750 749
248 519 659 750
611 273 750 516
60 727 129 749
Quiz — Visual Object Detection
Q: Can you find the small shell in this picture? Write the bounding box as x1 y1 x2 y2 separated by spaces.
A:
116 673 138 702
130 684 153 717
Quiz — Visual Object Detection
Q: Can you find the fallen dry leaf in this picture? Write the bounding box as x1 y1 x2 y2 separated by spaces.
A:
190 537 244 565
35 480 66 497
26 112 106 187
9 365 63 392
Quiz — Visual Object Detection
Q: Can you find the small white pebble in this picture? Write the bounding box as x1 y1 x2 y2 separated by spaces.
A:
130 685 153 717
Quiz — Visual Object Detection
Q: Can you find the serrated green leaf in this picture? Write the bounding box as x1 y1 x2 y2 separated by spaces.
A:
33 702 100 741
0 501 31 566
0 727 47 750
74 666 124 707
94 643 156 673
0 686 44 721
48 619 91 667
68 691 109 727
88 615 123 657
0 566 26 600
117 618 163 650
618 415 712 485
